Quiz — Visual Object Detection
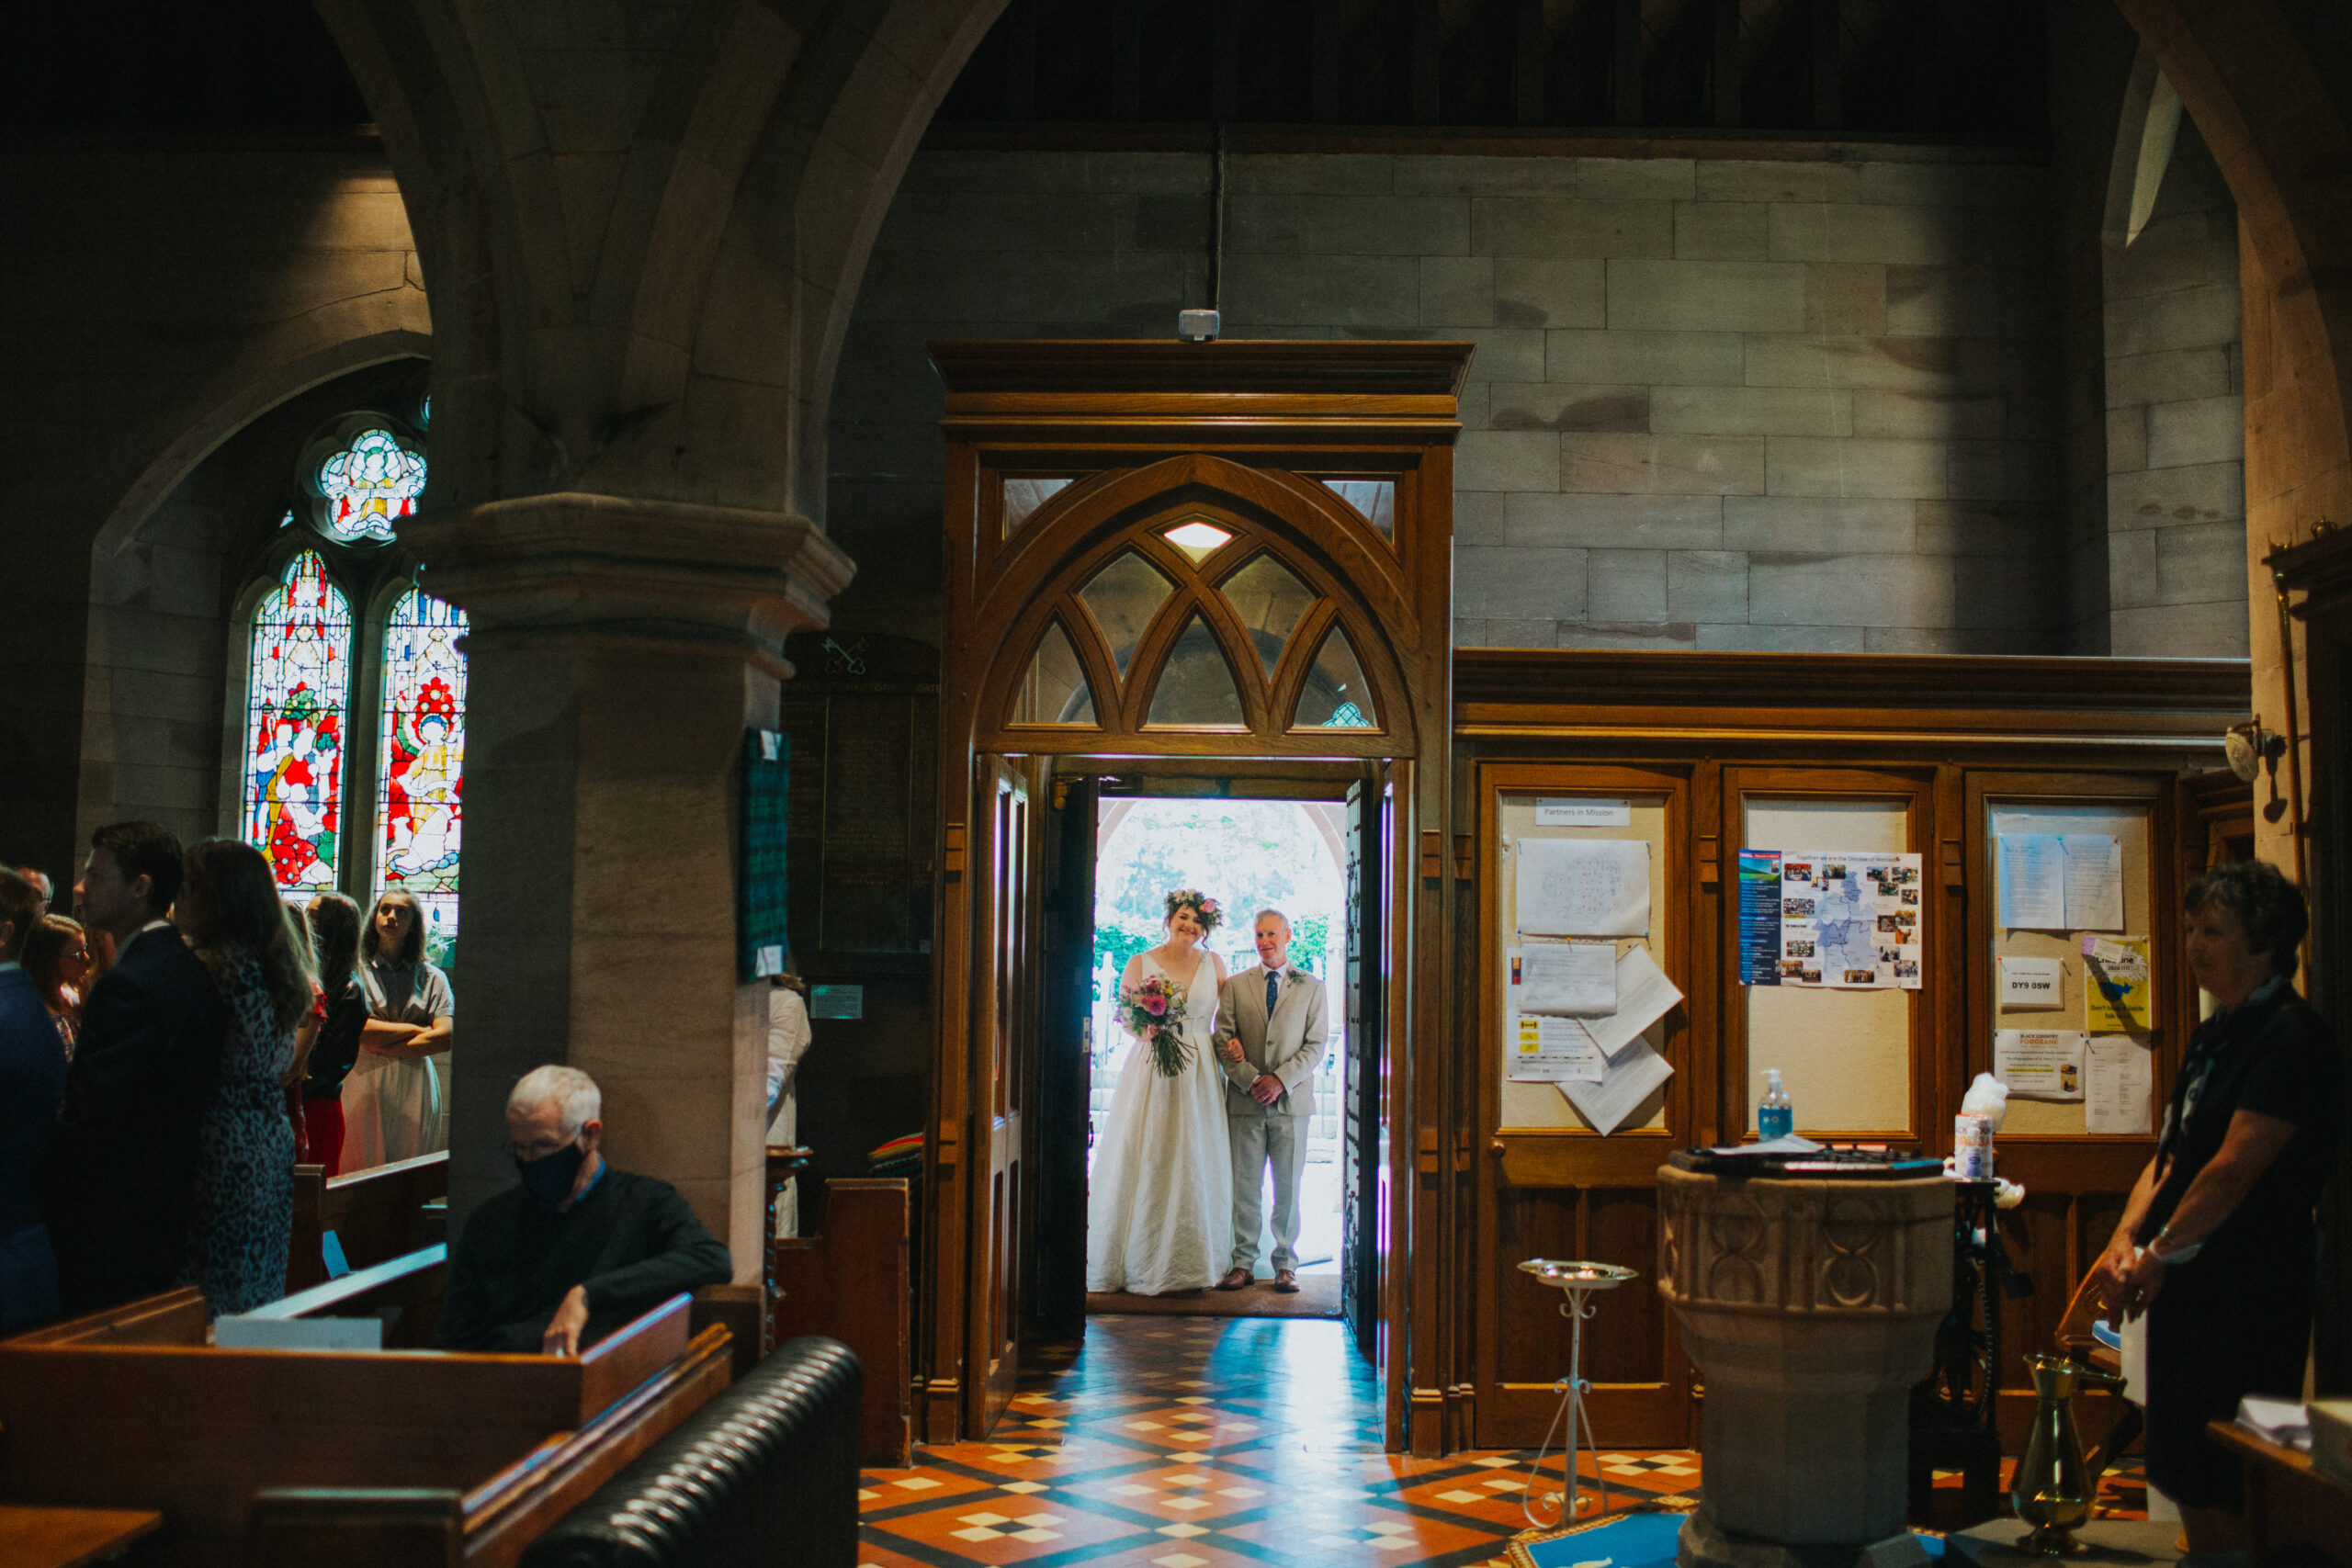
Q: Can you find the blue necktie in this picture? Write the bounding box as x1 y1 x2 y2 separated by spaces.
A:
1265 970 1281 1019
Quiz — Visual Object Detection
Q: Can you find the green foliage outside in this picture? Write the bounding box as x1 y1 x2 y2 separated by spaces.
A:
1091 801 1346 998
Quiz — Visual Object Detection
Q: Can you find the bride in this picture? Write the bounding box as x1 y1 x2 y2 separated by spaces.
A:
1087 888 1234 1295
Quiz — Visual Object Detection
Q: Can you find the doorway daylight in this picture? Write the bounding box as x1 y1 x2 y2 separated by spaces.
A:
1086 798 1351 1306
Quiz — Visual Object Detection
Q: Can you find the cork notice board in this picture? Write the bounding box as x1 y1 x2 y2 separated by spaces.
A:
1744 795 1914 1137
1987 800 2155 1137
1494 792 1672 1134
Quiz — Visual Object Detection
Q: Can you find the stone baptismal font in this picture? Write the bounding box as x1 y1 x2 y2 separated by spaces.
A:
1657 1161 1955 1568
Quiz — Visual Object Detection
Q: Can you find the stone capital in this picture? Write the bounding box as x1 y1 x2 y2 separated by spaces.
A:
403 491 857 676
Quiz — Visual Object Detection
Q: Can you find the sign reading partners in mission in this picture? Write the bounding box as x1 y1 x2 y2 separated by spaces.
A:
737 728 791 983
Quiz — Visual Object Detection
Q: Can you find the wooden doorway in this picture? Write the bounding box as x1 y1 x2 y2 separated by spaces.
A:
1025 764 1385 1340
923 342 1467 1450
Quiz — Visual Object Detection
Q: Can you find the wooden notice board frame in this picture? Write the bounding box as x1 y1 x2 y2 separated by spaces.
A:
1719 765 1939 1145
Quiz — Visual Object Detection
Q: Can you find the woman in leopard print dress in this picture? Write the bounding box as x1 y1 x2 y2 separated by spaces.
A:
177 840 314 1316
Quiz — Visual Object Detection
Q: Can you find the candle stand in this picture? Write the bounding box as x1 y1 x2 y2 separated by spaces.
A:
1516 1258 1640 1529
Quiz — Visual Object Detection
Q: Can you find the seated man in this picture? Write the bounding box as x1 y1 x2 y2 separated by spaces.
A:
435 1066 732 1355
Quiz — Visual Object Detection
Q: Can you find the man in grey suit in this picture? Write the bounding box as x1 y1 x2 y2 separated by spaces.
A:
1211 908 1329 1293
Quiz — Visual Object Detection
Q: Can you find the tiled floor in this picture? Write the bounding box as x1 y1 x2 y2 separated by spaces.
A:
857 1314 2149 1568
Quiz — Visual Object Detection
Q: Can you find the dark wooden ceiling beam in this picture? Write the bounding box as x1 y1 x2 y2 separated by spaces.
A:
1713 0 1741 126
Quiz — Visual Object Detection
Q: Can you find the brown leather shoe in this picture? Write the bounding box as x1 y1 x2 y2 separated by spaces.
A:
1214 1267 1252 1292
1272 1269 1300 1293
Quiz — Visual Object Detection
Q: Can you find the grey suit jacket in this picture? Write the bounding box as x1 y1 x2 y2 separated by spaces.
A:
1212 964 1329 1119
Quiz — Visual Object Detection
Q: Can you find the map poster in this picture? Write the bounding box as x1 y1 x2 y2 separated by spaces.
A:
1736 850 1782 986
1777 852 1924 989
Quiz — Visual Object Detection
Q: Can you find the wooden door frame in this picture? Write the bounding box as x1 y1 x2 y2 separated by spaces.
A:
924 341 1470 1452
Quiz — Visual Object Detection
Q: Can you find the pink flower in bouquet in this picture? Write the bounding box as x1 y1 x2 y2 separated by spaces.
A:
1143 993 1167 1016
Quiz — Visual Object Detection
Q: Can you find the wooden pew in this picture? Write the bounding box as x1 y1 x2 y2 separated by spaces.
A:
0 1291 730 1568
288 1151 449 1292
769 1177 910 1465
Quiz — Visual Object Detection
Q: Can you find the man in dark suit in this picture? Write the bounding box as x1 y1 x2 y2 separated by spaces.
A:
38 823 227 1316
0 868 67 1331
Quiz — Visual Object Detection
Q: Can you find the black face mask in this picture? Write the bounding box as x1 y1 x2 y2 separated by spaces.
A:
515 1140 587 1207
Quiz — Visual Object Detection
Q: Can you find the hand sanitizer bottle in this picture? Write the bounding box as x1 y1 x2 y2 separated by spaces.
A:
1758 1069 1793 1141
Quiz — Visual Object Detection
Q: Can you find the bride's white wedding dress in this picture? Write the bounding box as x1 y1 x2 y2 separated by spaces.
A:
1086 945 1233 1294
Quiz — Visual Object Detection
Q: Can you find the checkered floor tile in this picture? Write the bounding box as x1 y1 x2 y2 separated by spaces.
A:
859 1314 2136 1565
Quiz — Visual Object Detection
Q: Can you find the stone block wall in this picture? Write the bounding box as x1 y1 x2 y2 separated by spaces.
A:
827 148 2079 655
0 141 426 883
2101 119 2246 657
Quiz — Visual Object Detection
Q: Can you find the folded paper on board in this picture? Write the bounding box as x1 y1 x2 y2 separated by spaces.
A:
1583 944 1683 1062
1560 1034 1673 1135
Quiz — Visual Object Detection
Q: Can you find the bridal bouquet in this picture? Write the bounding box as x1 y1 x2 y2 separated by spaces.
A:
1118 975 1191 1078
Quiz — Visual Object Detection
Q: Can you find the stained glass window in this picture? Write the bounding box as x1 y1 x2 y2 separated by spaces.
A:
376 588 468 963
315 426 425 543
243 551 352 896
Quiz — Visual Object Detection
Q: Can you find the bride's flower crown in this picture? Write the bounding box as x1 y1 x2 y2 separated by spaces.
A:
1164 888 1222 932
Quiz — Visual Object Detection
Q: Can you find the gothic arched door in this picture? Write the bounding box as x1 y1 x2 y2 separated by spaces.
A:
925 342 1470 1453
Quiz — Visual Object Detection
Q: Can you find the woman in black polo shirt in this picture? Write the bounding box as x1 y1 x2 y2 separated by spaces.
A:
2095 860 2342 1552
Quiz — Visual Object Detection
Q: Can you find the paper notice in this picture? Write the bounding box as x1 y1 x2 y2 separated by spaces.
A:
1517 838 1651 937
1737 850 1783 987
2085 1035 2154 1134
1508 1012 1605 1083
2000 955 2065 1009
1518 940 1618 1017
1999 833 2068 930
2082 935 2152 1032
2062 835 2124 932
1583 943 1685 1062
1996 1029 2086 1100
1775 852 1923 988
1536 799 1632 828
1560 1034 1674 1135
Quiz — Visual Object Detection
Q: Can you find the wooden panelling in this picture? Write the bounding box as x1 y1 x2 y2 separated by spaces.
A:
1475 760 1693 1448
1453 648 2250 1458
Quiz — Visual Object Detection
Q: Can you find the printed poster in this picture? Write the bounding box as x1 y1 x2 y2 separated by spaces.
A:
1736 850 1782 987
1776 852 1924 989
2082 936 2152 1033
1996 1029 2086 1100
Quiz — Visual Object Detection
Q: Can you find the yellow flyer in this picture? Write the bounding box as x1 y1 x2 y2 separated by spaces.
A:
2082 935 2151 1032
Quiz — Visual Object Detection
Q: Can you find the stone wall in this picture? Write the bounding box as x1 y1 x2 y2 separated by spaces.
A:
2101 118 2245 656
828 147 2087 655
0 140 427 884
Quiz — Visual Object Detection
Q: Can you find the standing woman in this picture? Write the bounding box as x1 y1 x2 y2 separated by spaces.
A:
177 840 314 1314
21 915 92 1059
341 892 453 1169
2095 860 2343 1552
293 894 368 1176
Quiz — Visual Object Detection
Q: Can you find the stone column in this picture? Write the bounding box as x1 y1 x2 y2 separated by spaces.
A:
1657 1167 1953 1568
406 492 853 1274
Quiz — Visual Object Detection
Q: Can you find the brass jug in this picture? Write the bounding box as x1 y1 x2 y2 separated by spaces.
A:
2010 1353 2127 1555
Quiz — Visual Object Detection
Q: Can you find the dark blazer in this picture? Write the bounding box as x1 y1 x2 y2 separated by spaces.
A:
37 924 227 1315
0 966 67 1235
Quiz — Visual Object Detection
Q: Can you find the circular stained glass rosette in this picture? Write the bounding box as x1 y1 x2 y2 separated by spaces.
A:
313 426 425 543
